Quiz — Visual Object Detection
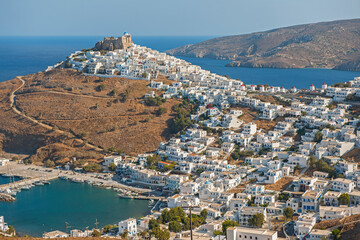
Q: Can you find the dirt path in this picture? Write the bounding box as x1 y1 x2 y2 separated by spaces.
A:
21 89 117 100
10 76 104 152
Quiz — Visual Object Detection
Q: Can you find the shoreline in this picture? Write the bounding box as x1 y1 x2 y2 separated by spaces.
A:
0 162 163 200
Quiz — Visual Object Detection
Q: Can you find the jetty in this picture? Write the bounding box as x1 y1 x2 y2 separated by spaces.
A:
0 193 15 202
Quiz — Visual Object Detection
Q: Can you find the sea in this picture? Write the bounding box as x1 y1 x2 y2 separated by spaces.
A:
0 177 150 237
0 36 359 88
0 36 360 237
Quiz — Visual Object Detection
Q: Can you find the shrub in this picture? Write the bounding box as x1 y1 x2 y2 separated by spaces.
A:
144 96 165 106
83 163 102 173
96 84 105 91
156 107 167 116
248 213 265 228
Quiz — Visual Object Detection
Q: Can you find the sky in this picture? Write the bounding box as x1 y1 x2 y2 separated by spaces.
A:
1 0 359 36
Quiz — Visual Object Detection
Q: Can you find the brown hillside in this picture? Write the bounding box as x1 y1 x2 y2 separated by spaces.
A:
0 69 180 164
167 19 360 71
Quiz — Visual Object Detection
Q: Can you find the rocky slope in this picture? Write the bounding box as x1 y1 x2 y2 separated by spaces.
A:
167 19 360 71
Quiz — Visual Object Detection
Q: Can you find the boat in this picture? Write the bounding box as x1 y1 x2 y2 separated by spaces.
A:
1 174 12 177
34 181 44 186
43 181 50 185
21 185 31 190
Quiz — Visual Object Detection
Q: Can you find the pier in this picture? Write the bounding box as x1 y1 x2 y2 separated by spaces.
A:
0 162 154 199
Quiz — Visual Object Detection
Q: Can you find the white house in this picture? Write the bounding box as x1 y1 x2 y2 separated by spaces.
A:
331 178 355 193
0 158 9 166
118 218 137 236
226 227 277 240
0 216 9 232
103 155 122 166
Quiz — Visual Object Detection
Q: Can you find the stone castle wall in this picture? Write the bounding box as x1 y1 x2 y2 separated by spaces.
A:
93 35 132 51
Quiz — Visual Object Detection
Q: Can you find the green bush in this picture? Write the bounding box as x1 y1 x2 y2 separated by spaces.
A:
144 96 165 106
83 163 102 173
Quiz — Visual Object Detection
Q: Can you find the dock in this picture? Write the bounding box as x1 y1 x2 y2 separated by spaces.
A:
0 162 155 199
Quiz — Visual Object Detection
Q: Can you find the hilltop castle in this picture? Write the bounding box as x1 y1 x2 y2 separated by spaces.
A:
93 32 133 51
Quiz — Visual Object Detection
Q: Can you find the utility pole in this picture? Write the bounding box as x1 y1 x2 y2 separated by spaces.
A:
189 207 193 240
182 205 199 240
65 222 70 234
95 219 99 229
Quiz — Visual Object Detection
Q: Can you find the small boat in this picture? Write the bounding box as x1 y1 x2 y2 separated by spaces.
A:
21 185 31 190
43 181 50 185
34 181 44 186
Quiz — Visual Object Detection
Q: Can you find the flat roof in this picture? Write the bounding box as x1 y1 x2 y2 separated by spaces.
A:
230 227 276 236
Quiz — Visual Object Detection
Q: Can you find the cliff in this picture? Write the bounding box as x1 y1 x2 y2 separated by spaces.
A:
167 19 360 71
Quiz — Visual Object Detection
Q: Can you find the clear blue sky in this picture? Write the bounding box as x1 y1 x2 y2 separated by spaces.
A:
1 0 359 36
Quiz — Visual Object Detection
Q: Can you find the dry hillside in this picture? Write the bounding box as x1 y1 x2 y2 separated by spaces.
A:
167 19 360 71
0 69 180 164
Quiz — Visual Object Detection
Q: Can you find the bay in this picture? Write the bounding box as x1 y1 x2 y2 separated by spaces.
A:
0 177 150 237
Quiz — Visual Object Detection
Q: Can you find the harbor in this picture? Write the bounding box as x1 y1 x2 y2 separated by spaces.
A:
0 162 163 201
0 175 152 237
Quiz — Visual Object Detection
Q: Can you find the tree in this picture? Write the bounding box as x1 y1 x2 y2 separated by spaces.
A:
248 213 265 228
147 154 161 169
140 230 148 238
169 221 182 232
200 209 208 221
152 227 170 240
332 229 341 240
103 224 116 233
338 193 350 206
278 193 290 201
149 218 159 230
109 89 117 96
156 107 167 116
120 229 129 239
7 225 15 235
144 96 164 106
283 207 294 221
96 84 105 91
213 230 224 236
92 229 101 237
169 104 192 133
314 131 323 143
83 163 103 173
44 159 55 168
222 220 239 234
108 163 117 172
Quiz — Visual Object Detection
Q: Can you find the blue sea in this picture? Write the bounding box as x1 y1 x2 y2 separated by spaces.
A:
0 36 359 88
0 177 150 237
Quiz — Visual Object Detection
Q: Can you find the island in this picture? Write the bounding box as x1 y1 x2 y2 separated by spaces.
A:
1 32 360 240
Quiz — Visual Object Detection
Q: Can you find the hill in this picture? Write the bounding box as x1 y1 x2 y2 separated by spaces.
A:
167 19 360 71
0 69 180 165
